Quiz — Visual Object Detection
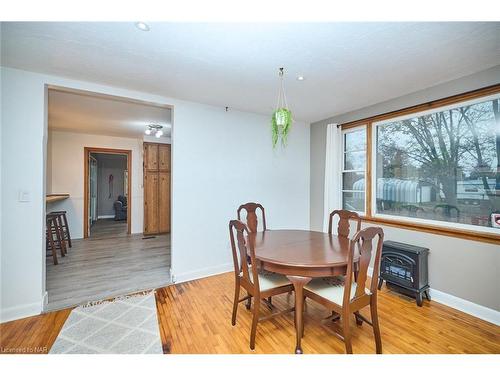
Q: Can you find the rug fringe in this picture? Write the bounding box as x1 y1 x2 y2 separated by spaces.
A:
80 289 155 308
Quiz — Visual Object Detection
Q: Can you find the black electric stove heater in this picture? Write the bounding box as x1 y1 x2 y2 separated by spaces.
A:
377 240 430 306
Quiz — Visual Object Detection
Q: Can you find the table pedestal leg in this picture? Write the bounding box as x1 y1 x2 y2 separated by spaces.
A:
287 275 312 354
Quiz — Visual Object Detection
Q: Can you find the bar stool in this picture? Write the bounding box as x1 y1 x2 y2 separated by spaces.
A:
47 213 67 259
46 216 59 265
49 211 72 248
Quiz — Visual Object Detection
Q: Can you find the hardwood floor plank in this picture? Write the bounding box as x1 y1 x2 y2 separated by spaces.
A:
1 272 499 354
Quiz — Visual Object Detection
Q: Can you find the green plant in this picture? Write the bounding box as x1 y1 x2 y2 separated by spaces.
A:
272 107 292 148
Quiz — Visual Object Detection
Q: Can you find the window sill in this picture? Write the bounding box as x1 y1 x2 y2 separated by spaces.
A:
359 215 500 245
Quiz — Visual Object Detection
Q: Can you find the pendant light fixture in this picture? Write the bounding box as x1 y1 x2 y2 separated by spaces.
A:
271 67 293 148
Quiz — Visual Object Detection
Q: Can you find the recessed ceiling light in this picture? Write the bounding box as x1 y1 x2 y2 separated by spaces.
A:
296 76 305 81
135 22 150 31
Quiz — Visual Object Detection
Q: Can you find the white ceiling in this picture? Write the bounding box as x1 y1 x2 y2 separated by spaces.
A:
2 22 500 122
48 89 172 138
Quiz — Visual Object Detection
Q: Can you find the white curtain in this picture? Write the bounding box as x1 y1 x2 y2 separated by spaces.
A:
322 123 342 232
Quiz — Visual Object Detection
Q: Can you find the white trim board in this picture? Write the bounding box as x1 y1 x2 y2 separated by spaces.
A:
368 267 499 326
172 263 233 285
0 300 42 323
428 289 500 326
97 215 115 219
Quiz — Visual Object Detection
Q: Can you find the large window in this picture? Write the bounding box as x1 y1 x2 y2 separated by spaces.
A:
341 127 366 213
375 95 499 230
337 85 500 242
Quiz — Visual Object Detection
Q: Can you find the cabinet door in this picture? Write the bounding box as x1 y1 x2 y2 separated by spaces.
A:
144 143 159 171
144 171 159 234
158 171 170 233
158 144 171 172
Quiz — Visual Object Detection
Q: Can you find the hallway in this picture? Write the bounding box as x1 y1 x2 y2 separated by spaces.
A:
90 219 128 239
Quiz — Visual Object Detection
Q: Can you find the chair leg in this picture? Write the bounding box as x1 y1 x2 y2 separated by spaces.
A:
301 296 306 338
249 297 260 350
354 311 363 326
245 294 252 310
370 298 382 354
231 281 240 326
342 309 353 354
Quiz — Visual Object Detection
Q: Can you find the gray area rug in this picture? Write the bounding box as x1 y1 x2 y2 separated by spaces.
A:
50 291 163 354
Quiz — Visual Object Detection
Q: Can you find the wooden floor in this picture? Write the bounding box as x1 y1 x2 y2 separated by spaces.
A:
2 272 499 354
89 218 128 239
45 228 171 311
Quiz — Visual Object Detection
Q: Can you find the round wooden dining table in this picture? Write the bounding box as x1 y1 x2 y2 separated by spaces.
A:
251 229 353 354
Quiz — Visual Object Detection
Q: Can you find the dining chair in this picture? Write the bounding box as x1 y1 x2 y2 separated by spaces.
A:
229 220 294 350
303 226 384 354
237 202 277 306
327 209 362 321
237 202 267 232
328 209 361 237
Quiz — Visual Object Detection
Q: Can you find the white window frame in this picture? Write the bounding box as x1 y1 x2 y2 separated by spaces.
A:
341 125 367 215
371 92 500 235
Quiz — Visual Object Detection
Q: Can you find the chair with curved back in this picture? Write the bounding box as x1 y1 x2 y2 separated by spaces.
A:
229 220 294 350
238 202 277 306
237 202 267 233
303 226 384 354
328 209 361 237
328 209 362 299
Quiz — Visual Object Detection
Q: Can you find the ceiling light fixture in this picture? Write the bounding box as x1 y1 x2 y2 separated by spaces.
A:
145 124 164 137
135 22 150 31
296 75 305 81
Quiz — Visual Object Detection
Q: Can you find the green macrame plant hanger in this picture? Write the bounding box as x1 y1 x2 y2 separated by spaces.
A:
272 67 292 148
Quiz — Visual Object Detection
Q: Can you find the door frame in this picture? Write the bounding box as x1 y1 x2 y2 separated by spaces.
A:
83 147 132 238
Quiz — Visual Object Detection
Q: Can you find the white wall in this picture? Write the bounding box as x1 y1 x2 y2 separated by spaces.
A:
310 66 500 315
0 67 310 322
47 131 143 238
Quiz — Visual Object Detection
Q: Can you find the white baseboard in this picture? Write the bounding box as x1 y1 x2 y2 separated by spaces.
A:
42 291 48 308
172 263 233 285
97 215 115 219
429 289 500 326
0 301 42 323
368 266 499 326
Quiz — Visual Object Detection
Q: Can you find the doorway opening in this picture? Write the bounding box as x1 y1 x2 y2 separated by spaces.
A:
84 148 131 239
44 85 173 311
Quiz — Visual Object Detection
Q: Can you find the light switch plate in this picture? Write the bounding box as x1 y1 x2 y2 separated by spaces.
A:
18 190 31 202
